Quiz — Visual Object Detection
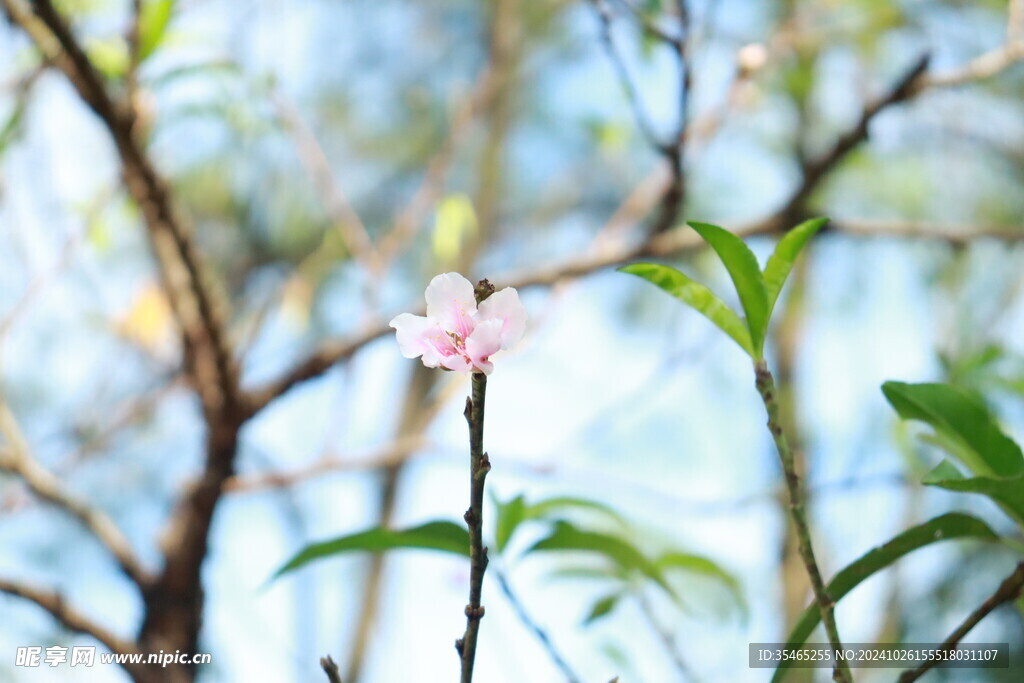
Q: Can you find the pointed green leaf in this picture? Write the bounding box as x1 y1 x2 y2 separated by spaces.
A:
762 217 828 319
526 521 671 594
139 0 175 61
620 262 753 356
524 496 627 525
772 513 999 682
655 552 746 614
273 520 468 580
583 592 622 625
493 494 626 554
494 494 527 553
882 381 1024 477
924 464 1024 528
688 221 770 357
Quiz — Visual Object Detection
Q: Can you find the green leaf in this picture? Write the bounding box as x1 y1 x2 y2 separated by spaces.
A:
882 381 1024 477
493 494 626 554
772 513 999 682
655 552 746 613
583 592 622 625
619 262 753 356
526 521 670 593
525 496 627 526
921 459 964 485
139 0 175 61
762 217 828 320
273 520 468 580
494 494 527 553
923 461 1024 528
688 221 770 357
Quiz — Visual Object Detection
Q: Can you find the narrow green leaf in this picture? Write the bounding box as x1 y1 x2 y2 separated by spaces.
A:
273 521 468 580
139 0 175 61
494 494 626 553
772 513 999 682
762 217 828 319
882 381 1024 477
527 521 670 594
619 262 753 356
688 221 770 357
584 592 622 625
924 463 1024 528
525 496 627 526
655 552 745 613
494 494 527 553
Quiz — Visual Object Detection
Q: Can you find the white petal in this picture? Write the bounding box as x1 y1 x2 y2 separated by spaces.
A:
477 287 526 350
441 354 472 373
424 272 477 336
466 318 503 374
389 313 443 366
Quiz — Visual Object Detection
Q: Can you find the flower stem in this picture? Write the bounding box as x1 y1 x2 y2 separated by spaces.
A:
456 371 490 682
753 359 851 683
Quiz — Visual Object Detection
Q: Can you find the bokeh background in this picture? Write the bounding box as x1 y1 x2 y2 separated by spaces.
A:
1 0 1024 681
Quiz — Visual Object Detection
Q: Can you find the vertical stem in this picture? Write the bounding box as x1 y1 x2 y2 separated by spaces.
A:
753 360 851 683
457 371 490 682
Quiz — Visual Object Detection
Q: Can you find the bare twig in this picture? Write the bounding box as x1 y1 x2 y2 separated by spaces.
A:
0 577 141 657
223 435 429 493
898 562 1024 682
0 401 151 589
778 54 930 225
588 0 690 235
271 90 379 276
320 654 343 683
917 1 1024 92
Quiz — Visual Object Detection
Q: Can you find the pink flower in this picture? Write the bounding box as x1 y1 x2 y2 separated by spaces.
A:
389 273 527 375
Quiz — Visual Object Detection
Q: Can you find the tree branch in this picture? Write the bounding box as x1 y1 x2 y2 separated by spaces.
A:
0 577 141 658
0 401 151 589
7 0 239 415
898 562 1024 683
320 654 343 683
776 54 930 225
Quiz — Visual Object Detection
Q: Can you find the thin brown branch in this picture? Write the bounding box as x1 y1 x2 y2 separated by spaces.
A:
0 577 141 658
271 90 379 275
898 562 1024 683
7 0 239 415
320 654 343 683
918 1 1024 92
778 54 930 224
222 435 429 493
589 0 691 236
0 401 151 589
